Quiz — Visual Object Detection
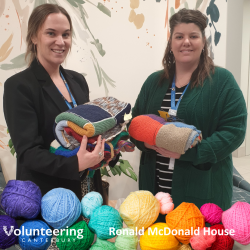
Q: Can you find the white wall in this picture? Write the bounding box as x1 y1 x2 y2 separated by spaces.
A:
0 0 235 200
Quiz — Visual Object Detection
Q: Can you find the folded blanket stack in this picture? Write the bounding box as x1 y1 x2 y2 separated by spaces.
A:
129 114 202 154
52 97 135 170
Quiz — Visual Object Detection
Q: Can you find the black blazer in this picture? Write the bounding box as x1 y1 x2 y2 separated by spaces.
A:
3 59 104 201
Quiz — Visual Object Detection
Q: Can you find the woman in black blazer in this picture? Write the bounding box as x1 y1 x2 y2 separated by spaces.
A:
3 4 106 203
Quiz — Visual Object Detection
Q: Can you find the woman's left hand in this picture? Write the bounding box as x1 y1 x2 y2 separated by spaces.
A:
155 147 181 159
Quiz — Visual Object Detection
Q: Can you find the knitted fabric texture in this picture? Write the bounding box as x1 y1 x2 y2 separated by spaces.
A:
90 238 116 249
41 188 81 229
1 180 42 219
140 223 180 250
19 220 52 250
200 203 223 226
165 202 205 244
0 215 19 249
119 191 160 231
54 97 131 148
81 191 103 219
207 224 234 250
56 221 94 250
222 201 250 245
178 245 192 250
129 115 201 154
51 130 134 170
88 205 123 240
64 124 128 150
155 192 174 214
190 227 216 250
115 228 138 250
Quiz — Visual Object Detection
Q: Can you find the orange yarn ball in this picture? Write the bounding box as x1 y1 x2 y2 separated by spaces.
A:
165 202 205 244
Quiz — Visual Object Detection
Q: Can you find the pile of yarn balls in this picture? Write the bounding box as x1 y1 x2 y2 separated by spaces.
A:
0 180 124 250
118 190 250 250
1 179 250 250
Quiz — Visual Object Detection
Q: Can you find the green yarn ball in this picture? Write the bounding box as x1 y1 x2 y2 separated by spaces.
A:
90 238 116 250
88 205 123 240
56 221 94 250
115 228 138 250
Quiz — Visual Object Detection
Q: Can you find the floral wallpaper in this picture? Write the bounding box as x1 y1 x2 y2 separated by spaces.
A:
0 0 227 151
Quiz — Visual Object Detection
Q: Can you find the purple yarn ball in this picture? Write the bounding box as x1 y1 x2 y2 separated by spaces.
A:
1 180 42 219
0 215 19 249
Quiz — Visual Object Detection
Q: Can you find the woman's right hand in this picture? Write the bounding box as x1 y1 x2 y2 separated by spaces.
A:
144 142 158 151
77 135 105 172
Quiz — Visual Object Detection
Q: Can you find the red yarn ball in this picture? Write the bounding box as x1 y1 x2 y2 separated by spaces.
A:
208 224 234 250
200 203 223 225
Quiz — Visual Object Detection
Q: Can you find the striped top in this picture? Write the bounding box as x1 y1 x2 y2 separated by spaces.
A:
155 84 186 194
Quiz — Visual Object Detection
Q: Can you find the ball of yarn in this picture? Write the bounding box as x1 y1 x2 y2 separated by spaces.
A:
140 223 180 250
41 188 81 229
90 238 116 249
119 191 160 230
207 224 234 250
200 203 223 225
81 191 103 219
178 244 192 250
19 220 52 250
0 215 19 249
56 220 94 250
222 201 250 245
115 228 138 250
165 202 205 244
1 180 42 219
155 192 174 214
89 205 123 239
190 227 216 250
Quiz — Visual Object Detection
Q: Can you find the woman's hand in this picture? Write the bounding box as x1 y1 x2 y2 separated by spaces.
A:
77 135 105 172
155 147 181 159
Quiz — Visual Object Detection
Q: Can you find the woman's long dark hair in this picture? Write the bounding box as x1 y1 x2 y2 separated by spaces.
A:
161 8 215 87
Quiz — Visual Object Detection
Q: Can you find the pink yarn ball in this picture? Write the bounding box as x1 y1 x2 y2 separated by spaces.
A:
155 192 174 214
222 201 250 245
200 203 223 225
190 227 216 250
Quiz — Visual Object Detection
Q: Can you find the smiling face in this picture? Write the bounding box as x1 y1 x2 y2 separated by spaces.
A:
171 23 205 66
32 13 72 69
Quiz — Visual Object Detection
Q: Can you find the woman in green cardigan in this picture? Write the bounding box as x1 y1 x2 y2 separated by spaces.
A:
130 9 247 213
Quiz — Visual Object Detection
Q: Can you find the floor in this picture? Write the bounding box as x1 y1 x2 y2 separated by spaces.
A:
232 155 250 250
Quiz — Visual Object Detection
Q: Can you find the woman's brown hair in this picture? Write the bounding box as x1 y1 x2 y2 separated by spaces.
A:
25 4 73 66
161 8 215 87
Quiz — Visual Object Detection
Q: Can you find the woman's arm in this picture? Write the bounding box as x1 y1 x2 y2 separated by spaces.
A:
179 74 247 166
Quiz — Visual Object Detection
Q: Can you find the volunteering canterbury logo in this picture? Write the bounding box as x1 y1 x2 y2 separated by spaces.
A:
3 226 14 236
2 226 85 239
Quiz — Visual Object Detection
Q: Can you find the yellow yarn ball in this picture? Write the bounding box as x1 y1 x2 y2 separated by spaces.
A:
140 223 180 250
119 191 160 230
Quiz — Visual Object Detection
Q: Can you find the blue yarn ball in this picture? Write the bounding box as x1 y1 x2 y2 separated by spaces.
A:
88 205 123 240
81 191 103 219
41 188 81 229
1 180 42 219
19 220 52 250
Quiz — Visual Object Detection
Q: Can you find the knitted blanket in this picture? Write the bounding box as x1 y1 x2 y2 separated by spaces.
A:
129 115 202 154
50 131 135 170
54 97 131 149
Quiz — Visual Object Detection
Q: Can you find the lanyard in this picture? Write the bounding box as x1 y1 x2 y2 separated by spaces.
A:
168 76 190 117
58 71 77 109
168 76 189 171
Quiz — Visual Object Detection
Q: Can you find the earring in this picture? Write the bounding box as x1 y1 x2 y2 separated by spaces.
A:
202 49 204 52
170 50 173 54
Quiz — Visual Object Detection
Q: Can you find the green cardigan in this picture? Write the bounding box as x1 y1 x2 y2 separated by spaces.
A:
130 67 247 211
